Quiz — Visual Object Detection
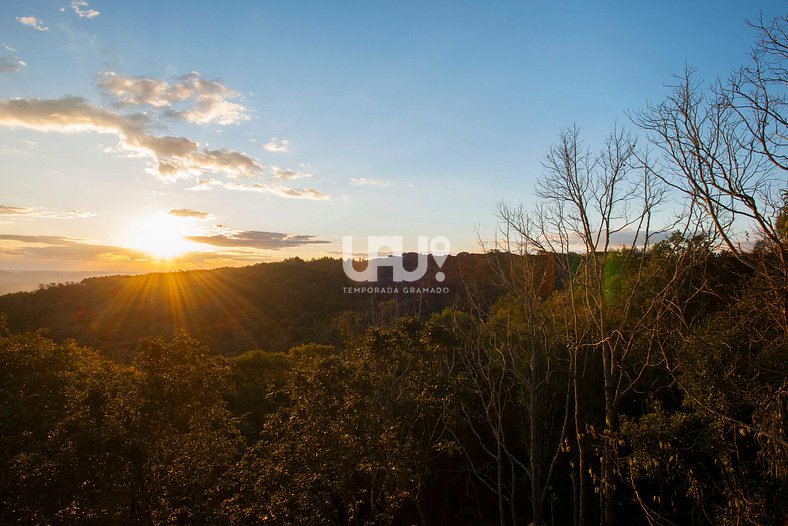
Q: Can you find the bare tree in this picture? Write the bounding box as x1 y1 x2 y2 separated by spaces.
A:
492 206 573 526
636 50 787 331
627 15 788 522
636 66 785 261
727 14 788 172
529 125 666 526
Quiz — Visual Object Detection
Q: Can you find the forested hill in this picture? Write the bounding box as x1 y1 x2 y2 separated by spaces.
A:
0 252 518 361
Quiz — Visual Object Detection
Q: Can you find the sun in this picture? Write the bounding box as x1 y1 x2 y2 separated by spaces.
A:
125 213 198 260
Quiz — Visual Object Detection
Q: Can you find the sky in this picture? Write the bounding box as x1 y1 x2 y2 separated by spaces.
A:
0 1 784 272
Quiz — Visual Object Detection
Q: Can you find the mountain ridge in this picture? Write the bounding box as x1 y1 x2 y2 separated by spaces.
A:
0 253 515 360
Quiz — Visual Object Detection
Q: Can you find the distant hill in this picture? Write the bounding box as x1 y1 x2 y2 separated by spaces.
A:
0 254 515 361
0 270 123 295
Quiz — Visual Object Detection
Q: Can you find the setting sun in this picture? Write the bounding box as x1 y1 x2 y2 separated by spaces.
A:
124 213 198 260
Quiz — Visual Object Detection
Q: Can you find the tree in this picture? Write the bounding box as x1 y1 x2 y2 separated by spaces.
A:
515 125 666 526
635 22 787 331
226 320 456 525
0 331 131 523
727 15 788 172
460 237 572 525
123 331 243 524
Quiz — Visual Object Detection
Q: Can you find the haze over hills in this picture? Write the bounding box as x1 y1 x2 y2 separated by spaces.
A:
0 270 126 295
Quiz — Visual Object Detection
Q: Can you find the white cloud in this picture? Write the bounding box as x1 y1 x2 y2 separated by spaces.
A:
349 177 392 187
262 137 289 152
0 96 329 203
168 208 212 219
99 71 249 125
0 96 262 181
266 185 329 200
70 0 100 19
271 166 312 180
189 178 330 201
2 44 16 53
16 17 50 32
187 230 329 250
0 206 29 215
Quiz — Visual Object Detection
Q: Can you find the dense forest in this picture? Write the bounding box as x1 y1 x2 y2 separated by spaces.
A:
0 252 505 360
1 14 787 526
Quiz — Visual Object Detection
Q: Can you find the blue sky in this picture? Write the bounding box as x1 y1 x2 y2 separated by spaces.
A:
0 1 784 271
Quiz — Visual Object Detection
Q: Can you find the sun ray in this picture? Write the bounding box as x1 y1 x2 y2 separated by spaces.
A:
86 267 264 359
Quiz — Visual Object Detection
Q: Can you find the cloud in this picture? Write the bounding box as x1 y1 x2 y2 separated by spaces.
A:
168 208 211 219
190 178 330 200
349 177 392 187
271 166 312 180
99 71 249 125
0 204 94 219
16 17 49 32
187 230 329 250
0 57 26 74
0 96 145 134
266 186 329 200
262 137 289 152
0 234 76 245
0 96 262 181
0 206 29 215
0 234 146 263
71 0 100 19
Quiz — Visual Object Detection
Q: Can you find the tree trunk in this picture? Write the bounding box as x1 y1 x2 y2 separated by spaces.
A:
573 351 588 526
601 341 615 526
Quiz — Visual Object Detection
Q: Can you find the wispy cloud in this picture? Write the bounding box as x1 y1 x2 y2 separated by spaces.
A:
99 71 249 125
349 177 392 187
0 57 26 74
16 17 49 32
0 206 30 216
168 208 212 219
0 234 76 245
0 204 94 219
0 234 148 263
70 0 100 19
187 230 329 250
271 166 312 180
190 178 330 201
0 96 262 181
262 137 289 152
266 185 328 200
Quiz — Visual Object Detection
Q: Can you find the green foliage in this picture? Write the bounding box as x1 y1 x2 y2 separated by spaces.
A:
288 342 336 361
227 349 292 441
0 242 786 524
225 318 458 525
123 332 243 524
622 405 726 518
0 331 242 524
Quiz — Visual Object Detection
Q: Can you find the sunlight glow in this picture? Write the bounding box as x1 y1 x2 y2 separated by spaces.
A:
124 213 199 260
